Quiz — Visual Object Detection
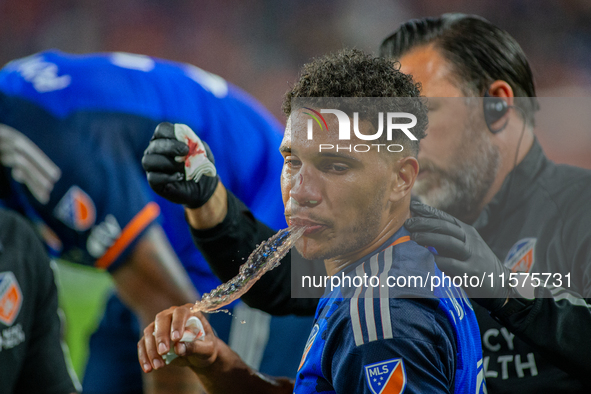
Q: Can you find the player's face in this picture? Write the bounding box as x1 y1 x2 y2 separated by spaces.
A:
280 112 395 261
399 45 500 222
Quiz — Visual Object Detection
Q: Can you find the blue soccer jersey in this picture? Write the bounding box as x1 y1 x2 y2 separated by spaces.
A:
0 50 285 292
295 227 486 394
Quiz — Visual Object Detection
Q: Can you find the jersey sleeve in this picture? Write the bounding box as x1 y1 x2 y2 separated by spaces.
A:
327 298 455 394
0 95 163 272
11 214 77 394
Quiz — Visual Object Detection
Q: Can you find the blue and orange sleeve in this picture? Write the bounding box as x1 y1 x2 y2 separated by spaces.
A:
95 202 160 271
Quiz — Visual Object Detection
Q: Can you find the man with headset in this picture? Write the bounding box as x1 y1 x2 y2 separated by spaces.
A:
383 14 591 393
142 14 591 393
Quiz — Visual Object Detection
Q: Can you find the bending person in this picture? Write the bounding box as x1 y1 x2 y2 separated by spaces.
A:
0 50 312 394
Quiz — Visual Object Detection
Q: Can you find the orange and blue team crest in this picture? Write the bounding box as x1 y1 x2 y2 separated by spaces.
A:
504 237 536 273
298 323 319 371
54 185 96 231
0 272 23 326
364 358 406 394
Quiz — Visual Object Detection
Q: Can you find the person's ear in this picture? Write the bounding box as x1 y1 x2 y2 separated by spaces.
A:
487 80 514 102
389 156 418 201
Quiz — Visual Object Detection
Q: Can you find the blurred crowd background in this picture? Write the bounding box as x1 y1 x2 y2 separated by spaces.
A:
1 0 590 377
1 0 590 166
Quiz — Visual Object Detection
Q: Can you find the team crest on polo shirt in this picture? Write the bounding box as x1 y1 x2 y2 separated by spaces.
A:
54 185 96 231
504 238 537 273
364 358 406 394
298 323 319 371
0 272 23 326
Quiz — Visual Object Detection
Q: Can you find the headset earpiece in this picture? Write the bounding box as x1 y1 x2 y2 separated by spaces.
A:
483 90 509 134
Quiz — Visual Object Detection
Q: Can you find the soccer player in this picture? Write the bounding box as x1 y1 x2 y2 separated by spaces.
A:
0 208 77 394
0 50 312 394
138 49 486 393
144 13 591 393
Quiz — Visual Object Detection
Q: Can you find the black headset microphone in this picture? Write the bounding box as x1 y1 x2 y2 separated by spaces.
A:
483 90 510 134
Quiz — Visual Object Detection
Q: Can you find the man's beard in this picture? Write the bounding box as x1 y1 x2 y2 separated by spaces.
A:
413 116 501 223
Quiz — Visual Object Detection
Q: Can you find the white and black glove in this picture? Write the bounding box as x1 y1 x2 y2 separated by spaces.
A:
405 201 511 312
142 122 219 208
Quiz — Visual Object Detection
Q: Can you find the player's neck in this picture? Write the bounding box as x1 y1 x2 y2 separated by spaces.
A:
324 209 411 276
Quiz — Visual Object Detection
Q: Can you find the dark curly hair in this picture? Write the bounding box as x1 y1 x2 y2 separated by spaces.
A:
282 49 427 156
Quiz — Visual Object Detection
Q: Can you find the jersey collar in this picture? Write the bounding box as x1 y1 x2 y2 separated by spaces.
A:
338 225 411 278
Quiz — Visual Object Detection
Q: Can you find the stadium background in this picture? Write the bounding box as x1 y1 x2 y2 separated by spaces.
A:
1 0 590 379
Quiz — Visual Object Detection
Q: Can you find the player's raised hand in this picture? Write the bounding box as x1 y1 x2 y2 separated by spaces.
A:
138 304 218 372
404 200 511 312
142 122 219 208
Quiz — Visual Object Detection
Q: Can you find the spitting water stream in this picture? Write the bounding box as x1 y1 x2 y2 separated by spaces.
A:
190 226 306 314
